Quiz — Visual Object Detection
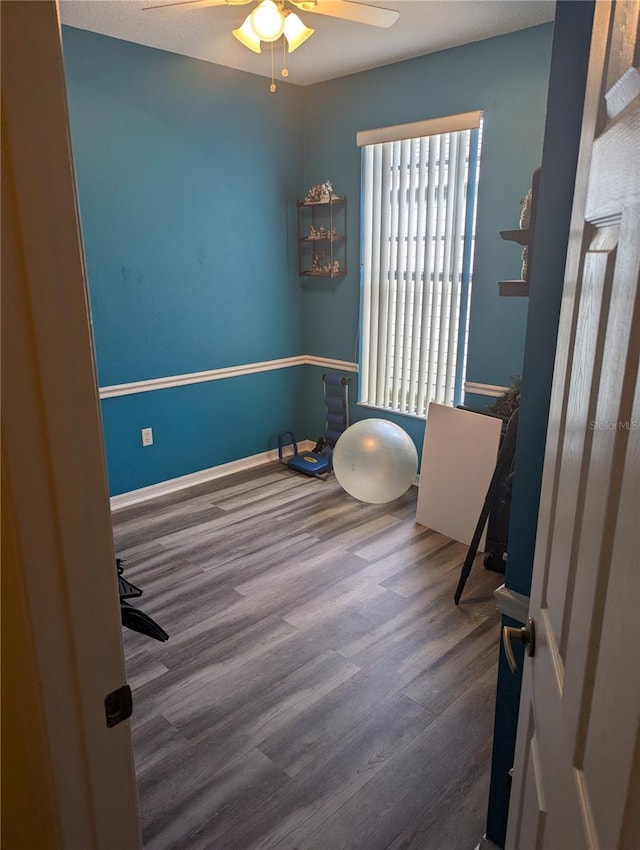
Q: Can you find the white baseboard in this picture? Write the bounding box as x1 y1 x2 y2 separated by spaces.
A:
110 440 315 511
111 430 421 511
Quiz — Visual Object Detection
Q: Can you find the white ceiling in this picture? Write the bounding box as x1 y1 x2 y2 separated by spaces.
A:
60 0 556 86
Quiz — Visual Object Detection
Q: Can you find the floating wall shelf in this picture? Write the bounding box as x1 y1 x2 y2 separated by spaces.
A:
498 167 540 297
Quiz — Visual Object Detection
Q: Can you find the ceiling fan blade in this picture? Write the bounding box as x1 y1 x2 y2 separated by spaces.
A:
144 0 251 11
290 0 399 28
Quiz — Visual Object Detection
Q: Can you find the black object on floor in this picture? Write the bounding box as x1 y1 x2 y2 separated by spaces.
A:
121 600 169 642
118 573 143 600
117 558 169 642
454 408 519 605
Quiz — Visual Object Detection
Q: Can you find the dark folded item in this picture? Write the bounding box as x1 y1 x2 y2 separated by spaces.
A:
120 600 169 642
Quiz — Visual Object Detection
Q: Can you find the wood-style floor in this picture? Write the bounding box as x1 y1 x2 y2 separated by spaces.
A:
114 463 502 850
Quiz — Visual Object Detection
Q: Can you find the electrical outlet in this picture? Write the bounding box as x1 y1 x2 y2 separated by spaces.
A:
141 427 153 447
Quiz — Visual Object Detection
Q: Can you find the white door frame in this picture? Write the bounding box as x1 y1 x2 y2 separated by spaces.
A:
2 2 141 847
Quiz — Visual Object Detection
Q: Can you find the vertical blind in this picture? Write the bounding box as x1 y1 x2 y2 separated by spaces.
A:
358 112 482 417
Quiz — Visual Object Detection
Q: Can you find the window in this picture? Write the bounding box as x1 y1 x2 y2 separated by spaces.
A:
357 111 483 418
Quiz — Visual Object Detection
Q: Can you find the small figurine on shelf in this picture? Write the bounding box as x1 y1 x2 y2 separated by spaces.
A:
318 226 326 239
304 180 339 204
308 225 317 240
312 253 320 272
304 183 322 203
520 189 532 229
521 246 528 280
330 225 337 240
332 260 340 274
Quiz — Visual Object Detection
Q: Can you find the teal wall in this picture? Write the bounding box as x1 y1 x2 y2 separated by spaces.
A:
62 23 553 495
63 28 306 495
100 369 307 496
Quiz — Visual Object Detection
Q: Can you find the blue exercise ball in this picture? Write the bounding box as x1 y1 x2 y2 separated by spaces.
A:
333 419 418 504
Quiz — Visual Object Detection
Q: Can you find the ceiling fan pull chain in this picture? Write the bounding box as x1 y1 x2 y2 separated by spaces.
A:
269 40 276 91
281 34 289 78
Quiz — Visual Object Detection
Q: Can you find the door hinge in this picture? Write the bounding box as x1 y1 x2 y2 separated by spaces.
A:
104 684 133 728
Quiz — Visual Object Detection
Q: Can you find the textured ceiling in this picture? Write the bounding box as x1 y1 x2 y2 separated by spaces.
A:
60 0 556 86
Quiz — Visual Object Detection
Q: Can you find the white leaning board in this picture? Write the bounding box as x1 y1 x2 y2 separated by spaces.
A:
416 403 502 551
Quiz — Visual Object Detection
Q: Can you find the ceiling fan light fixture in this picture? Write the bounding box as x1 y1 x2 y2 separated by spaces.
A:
250 0 284 41
283 10 314 52
232 14 262 52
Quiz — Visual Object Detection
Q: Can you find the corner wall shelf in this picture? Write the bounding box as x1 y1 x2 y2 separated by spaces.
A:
297 196 347 278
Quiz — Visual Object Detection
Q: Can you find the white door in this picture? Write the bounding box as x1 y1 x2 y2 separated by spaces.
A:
506 2 640 848
2 2 141 847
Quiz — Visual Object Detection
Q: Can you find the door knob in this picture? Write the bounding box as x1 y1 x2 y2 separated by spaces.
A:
502 617 536 673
